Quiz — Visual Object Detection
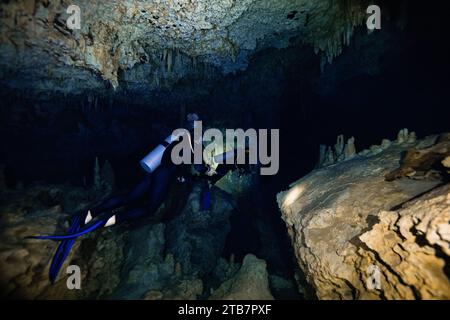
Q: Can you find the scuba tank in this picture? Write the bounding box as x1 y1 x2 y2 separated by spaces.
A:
140 133 184 173
141 113 199 173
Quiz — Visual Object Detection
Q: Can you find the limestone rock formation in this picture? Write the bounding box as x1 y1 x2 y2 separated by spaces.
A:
166 184 235 278
0 180 236 299
0 0 375 92
209 254 274 300
318 129 426 169
359 185 450 299
215 171 255 195
443 156 450 172
278 134 450 299
0 185 90 299
385 133 450 181
317 134 357 168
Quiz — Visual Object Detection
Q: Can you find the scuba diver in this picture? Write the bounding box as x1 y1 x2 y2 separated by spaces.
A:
28 113 252 282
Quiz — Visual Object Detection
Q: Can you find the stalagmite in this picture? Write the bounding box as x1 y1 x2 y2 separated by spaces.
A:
408 131 417 143
317 145 327 167
397 130 403 143
381 139 391 149
101 160 115 193
397 128 409 144
442 156 450 172
334 134 345 160
344 137 356 159
323 146 335 167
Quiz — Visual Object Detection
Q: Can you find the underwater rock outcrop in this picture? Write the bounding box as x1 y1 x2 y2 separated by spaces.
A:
166 184 235 278
317 134 357 168
358 185 450 299
209 254 274 300
385 133 450 181
317 129 422 169
0 185 89 299
278 132 450 299
0 180 240 299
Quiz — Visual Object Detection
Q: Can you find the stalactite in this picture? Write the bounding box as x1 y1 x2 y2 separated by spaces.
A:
93 157 102 191
167 48 173 74
94 96 98 112
175 49 181 72
315 0 369 70
192 56 197 70
150 65 158 89
162 49 168 63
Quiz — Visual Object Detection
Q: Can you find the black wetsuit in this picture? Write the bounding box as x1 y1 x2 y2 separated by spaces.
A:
89 140 245 223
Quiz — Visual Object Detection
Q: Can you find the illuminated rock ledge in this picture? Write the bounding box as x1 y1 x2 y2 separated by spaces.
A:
278 133 450 299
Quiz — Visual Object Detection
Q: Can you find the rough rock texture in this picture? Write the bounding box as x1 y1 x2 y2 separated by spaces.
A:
359 185 450 299
215 171 254 195
278 133 450 299
269 274 302 300
0 180 236 299
0 185 90 299
209 254 274 300
385 133 450 181
166 184 235 278
443 157 450 173
317 129 425 170
0 0 375 92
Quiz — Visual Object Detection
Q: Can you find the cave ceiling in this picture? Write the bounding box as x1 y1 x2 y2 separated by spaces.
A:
0 0 371 95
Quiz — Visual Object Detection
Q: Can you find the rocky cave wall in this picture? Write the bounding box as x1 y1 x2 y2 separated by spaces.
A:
0 0 377 94
278 132 450 299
